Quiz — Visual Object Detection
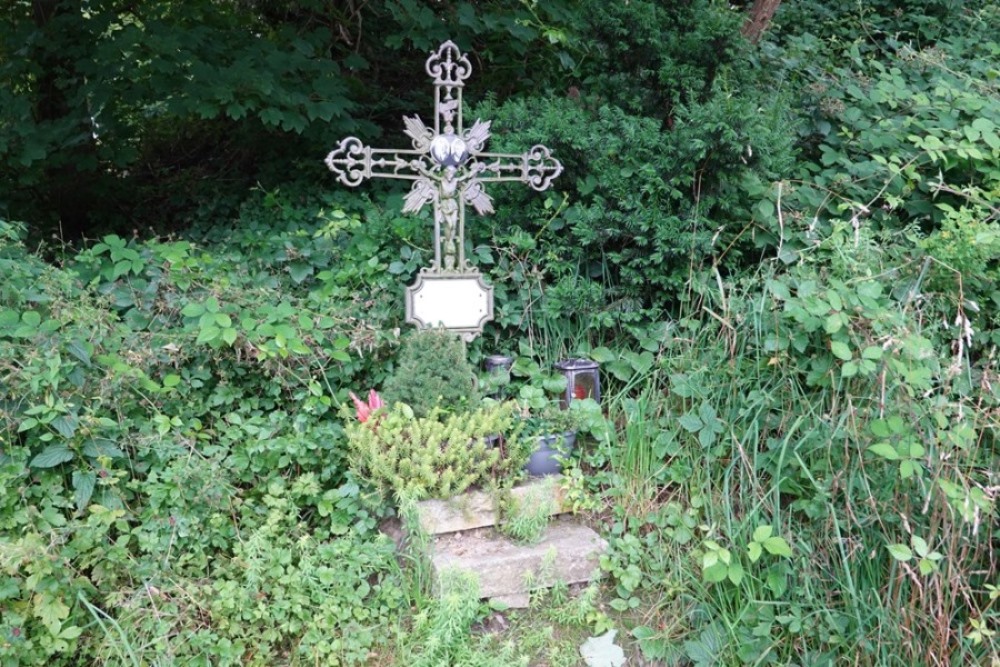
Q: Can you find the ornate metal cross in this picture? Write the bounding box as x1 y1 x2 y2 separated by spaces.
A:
325 40 562 339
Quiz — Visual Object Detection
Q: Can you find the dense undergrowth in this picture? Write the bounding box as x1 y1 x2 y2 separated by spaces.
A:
2 1 1000 665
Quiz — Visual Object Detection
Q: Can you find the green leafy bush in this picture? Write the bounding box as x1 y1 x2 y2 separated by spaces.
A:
0 212 408 665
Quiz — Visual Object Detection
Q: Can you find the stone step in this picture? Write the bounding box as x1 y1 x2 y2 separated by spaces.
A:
415 476 567 536
430 520 607 607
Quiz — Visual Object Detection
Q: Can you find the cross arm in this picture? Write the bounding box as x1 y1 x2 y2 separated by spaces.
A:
325 137 432 187
471 145 563 191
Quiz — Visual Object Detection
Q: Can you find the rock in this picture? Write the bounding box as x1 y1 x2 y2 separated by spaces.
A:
431 520 607 601
415 476 567 535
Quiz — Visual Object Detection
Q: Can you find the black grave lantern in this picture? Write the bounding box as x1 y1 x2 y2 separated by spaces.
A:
554 359 601 408
484 354 514 398
484 354 515 374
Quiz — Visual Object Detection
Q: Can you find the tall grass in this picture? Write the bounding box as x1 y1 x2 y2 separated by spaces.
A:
603 252 999 665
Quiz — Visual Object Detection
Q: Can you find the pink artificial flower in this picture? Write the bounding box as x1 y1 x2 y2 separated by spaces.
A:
349 390 385 423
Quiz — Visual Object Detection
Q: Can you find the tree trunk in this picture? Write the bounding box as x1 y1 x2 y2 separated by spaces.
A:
741 0 782 44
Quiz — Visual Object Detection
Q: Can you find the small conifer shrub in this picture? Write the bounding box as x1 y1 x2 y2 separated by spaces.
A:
382 328 481 419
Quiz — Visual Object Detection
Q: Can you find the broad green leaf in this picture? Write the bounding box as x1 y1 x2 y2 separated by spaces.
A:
727 562 744 585
748 542 763 563
82 438 124 459
762 536 792 558
22 310 41 327
34 594 70 633
702 562 728 583
542 374 568 394
887 415 906 433
766 571 787 596
972 117 995 133
0 579 18 600
678 412 703 433
827 290 843 311
30 444 75 468
51 415 78 439
830 341 852 361
163 374 182 388
911 536 929 558
197 325 221 344
626 350 655 374
752 525 773 542
288 261 313 284
887 544 912 561
857 282 882 300
767 280 790 301
867 443 900 460
870 419 891 438
72 471 96 512
607 361 632 382
754 199 774 219
66 339 93 366
181 302 204 317
862 346 883 360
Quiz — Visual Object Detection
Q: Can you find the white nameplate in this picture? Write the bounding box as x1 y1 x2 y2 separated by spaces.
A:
405 272 494 340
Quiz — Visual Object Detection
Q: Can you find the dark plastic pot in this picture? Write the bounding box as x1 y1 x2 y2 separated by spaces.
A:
524 431 576 476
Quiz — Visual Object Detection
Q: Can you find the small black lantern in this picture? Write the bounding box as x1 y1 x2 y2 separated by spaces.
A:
483 354 514 398
554 358 601 408
484 354 514 374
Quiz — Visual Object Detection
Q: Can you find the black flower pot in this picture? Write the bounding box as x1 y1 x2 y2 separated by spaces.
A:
524 431 576 476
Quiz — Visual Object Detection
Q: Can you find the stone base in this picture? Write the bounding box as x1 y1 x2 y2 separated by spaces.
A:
414 476 567 536
431 520 607 604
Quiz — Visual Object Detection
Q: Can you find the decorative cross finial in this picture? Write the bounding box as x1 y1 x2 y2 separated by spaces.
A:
325 41 563 339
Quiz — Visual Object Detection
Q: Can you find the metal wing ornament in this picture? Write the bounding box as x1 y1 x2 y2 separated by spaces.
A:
403 115 433 151
462 181 494 216
463 119 492 153
402 178 438 214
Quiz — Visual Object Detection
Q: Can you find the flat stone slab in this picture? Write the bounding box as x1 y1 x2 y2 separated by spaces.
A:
431 520 607 605
415 476 567 536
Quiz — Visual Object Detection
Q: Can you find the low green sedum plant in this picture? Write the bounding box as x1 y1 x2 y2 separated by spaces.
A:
344 400 529 501
499 477 557 545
